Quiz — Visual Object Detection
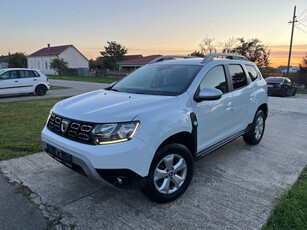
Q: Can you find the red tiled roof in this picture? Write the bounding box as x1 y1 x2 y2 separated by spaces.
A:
118 55 161 65
28 45 72 57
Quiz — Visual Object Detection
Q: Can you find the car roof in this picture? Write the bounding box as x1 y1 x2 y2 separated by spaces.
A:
0 68 40 71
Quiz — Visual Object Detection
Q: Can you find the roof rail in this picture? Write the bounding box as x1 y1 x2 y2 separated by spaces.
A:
201 53 248 64
149 55 197 64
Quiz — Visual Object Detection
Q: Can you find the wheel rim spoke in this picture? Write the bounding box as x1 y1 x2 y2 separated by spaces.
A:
171 174 184 188
159 178 170 193
173 159 186 173
154 169 168 181
163 154 174 171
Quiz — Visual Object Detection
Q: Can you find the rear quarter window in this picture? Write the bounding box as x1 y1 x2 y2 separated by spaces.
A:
245 65 258 82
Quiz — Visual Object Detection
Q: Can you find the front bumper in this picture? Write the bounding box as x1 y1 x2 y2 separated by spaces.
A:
41 127 154 188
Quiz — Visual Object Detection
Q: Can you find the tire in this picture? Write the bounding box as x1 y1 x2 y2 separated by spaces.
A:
292 88 297 96
35 85 47 96
243 110 265 145
141 143 194 203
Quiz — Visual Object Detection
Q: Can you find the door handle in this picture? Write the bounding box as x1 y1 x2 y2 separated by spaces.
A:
14 80 19 82
226 102 233 111
33 79 37 81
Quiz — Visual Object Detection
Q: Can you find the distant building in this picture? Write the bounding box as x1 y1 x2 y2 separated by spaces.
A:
27 44 89 75
0 55 9 69
281 66 300 73
118 55 161 72
96 55 143 69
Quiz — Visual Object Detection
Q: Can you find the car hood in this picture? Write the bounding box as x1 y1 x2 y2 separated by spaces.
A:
52 90 177 123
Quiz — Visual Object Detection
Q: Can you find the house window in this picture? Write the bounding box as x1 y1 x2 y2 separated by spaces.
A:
46 62 48 70
37 61 40 69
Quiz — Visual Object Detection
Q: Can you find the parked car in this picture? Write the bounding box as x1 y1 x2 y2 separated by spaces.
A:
42 53 268 203
265 77 297 97
0 68 50 96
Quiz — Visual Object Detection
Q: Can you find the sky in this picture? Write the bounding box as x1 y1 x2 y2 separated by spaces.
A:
0 0 306 67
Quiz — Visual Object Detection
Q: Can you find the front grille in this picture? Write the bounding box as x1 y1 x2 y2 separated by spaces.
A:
47 113 95 145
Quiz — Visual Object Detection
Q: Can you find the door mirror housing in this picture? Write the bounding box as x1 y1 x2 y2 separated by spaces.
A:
194 87 223 102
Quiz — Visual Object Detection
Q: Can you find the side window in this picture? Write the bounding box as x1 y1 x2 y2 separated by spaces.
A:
18 70 38 78
245 65 258 82
200 65 228 93
229 65 248 90
0 71 18 80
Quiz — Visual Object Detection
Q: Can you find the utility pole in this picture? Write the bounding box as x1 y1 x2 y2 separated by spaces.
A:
286 6 298 78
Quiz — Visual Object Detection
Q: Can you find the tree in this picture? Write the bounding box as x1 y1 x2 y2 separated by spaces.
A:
89 59 96 71
8 52 27 68
50 58 68 75
189 51 205 57
100 41 127 70
230 38 271 68
298 53 307 73
193 36 271 68
199 37 217 55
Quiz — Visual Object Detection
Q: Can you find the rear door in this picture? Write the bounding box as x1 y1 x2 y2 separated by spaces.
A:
0 70 20 95
18 70 39 93
227 64 253 132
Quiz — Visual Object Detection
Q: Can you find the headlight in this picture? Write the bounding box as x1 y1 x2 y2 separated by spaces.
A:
92 121 140 145
46 109 53 125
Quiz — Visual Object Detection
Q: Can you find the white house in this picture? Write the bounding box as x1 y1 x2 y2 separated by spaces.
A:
0 55 9 69
281 66 300 73
27 44 89 75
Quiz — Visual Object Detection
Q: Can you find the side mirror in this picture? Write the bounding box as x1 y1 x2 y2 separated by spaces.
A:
194 87 223 102
105 81 118 90
110 81 118 87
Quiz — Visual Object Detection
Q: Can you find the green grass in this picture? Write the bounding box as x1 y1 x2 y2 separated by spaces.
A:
263 166 307 230
297 89 307 94
47 75 118 84
0 98 65 161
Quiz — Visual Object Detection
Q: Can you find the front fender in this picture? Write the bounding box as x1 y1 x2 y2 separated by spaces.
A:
134 93 194 155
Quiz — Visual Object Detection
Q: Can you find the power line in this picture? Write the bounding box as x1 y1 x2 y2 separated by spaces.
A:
295 26 307 40
297 22 307 28
296 8 307 19
295 25 307 34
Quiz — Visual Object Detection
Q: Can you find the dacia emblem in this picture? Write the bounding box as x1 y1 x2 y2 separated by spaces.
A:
61 119 70 133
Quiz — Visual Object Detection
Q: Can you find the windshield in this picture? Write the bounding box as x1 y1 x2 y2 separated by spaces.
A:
0 70 5 75
265 77 284 83
112 64 202 96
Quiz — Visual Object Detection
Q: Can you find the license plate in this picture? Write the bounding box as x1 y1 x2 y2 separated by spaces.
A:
267 85 273 88
46 144 72 167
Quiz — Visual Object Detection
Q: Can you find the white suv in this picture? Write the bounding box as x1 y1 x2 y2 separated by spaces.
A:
0 68 50 96
42 53 268 203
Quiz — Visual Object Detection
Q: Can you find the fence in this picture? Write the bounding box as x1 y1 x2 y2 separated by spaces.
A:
261 72 307 88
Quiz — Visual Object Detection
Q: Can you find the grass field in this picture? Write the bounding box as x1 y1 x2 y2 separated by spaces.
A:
263 166 307 230
297 89 307 94
47 75 118 84
0 98 65 161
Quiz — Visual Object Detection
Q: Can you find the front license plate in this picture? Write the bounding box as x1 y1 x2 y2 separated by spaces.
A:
267 85 273 88
46 144 72 167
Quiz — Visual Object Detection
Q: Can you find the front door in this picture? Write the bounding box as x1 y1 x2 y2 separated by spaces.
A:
191 65 234 152
0 70 20 95
17 70 38 93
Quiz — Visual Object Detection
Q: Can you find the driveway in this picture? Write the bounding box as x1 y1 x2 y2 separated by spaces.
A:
0 79 109 103
0 95 307 229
